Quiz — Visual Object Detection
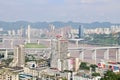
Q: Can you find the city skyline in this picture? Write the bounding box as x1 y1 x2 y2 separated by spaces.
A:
0 0 119 23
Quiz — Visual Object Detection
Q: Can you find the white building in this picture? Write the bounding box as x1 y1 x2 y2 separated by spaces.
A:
0 67 23 80
10 45 25 67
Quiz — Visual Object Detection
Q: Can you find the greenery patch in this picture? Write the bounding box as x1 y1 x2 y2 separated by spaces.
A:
25 43 47 48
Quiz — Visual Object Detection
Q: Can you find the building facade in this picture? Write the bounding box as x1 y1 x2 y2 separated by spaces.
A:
10 45 25 67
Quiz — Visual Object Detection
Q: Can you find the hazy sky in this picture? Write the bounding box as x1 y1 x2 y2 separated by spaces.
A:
0 0 120 23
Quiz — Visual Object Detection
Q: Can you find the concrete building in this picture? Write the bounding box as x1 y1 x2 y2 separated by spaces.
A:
51 35 68 71
57 35 68 71
84 25 120 35
78 25 84 38
27 25 31 43
111 25 120 34
70 29 79 38
10 45 25 67
12 30 16 36
8 30 12 36
24 67 38 77
65 57 80 72
0 67 23 80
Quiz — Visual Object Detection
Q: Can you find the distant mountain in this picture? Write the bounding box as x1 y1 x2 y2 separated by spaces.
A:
0 21 119 30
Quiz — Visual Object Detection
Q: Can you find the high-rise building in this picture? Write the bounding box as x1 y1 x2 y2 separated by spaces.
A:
48 24 55 38
10 45 25 67
18 27 24 37
12 30 16 36
78 25 83 38
27 25 31 43
51 35 68 71
57 37 68 60
49 24 55 31
50 39 57 68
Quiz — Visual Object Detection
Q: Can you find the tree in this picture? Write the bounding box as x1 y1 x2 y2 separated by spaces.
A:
90 64 98 72
1 58 13 66
79 62 90 70
92 73 100 77
0 54 4 58
89 33 116 46
115 32 120 45
100 70 118 80
25 55 36 62
62 77 67 80
25 56 29 62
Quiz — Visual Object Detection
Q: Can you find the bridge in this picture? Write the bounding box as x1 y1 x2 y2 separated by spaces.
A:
1 38 120 64
1 38 84 48
0 46 120 64
68 46 120 64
